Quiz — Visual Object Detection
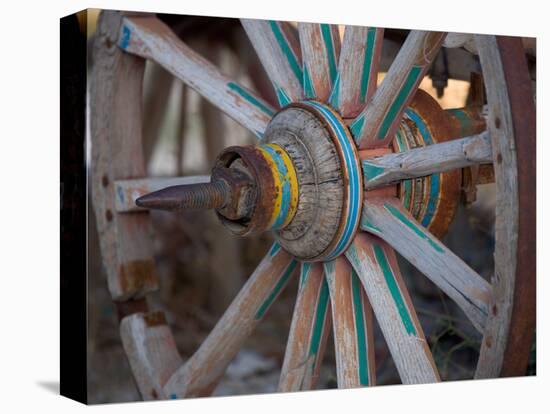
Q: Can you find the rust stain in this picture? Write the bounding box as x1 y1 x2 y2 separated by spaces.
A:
118 259 158 295
143 311 167 327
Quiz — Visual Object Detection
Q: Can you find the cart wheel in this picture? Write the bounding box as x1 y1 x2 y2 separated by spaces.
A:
90 10 535 399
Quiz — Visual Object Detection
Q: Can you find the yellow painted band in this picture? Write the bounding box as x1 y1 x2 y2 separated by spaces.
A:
266 144 299 228
258 146 283 229
258 144 299 229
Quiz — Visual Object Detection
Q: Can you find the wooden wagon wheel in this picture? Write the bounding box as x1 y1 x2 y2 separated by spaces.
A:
90 10 535 399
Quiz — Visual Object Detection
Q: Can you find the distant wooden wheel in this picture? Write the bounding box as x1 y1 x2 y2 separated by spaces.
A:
90 10 535 400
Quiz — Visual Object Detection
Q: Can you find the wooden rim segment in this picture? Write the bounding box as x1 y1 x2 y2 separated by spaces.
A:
474 35 536 378
91 11 158 302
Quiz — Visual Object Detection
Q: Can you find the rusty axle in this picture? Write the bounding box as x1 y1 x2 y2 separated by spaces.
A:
135 180 230 212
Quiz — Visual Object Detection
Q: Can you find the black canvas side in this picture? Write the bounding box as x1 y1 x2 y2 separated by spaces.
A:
60 10 88 404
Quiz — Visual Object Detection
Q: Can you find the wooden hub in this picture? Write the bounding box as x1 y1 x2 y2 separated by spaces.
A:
264 101 363 261
212 100 363 261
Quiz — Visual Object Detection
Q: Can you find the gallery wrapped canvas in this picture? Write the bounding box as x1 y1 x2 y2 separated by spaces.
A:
60 8 536 404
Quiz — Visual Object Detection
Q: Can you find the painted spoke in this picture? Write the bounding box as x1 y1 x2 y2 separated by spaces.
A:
114 175 210 213
362 131 492 190
241 19 303 106
361 197 492 333
329 26 384 118
119 16 275 138
346 233 440 384
324 257 376 387
163 244 297 398
298 23 341 101
351 31 446 148
279 262 331 392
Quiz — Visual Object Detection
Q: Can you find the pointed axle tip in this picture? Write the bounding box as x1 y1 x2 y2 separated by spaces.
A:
135 182 229 212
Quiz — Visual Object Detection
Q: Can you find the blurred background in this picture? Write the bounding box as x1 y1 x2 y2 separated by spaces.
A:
82 10 536 403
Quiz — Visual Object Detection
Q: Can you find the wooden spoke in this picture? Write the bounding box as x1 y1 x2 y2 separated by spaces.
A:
361 197 492 333
163 244 297 398
279 262 331 392
241 19 303 105
120 312 183 400
324 257 376 388
298 23 341 101
329 26 384 118
119 16 275 138
350 31 446 148
115 175 210 213
362 131 492 190
346 233 440 384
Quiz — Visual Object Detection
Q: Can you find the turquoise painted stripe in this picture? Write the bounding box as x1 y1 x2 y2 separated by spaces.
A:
255 260 297 320
373 244 417 336
359 28 377 103
384 202 444 253
320 24 338 83
261 144 292 229
302 101 361 260
395 129 412 210
227 82 274 117
447 108 470 136
323 260 336 277
119 25 131 49
308 278 330 365
360 216 382 235
328 73 340 109
351 269 370 385
350 114 365 140
269 21 303 83
276 87 292 106
377 65 423 141
303 66 316 99
362 161 385 181
300 262 312 289
405 108 439 227
268 242 281 257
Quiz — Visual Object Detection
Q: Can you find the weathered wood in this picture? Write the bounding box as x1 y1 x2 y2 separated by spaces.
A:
330 26 383 118
361 197 492 333
278 263 331 392
119 16 275 138
90 11 159 301
114 175 210 213
163 244 297 398
362 131 492 190
241 19 303 105
264 106 344 260
350 31 446 149
298 23 340 101
324 257 376 387
346 233 440 384
120 312 183 400
474 35 522 378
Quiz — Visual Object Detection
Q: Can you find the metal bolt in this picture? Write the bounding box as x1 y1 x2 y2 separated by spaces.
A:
136 180 230 212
